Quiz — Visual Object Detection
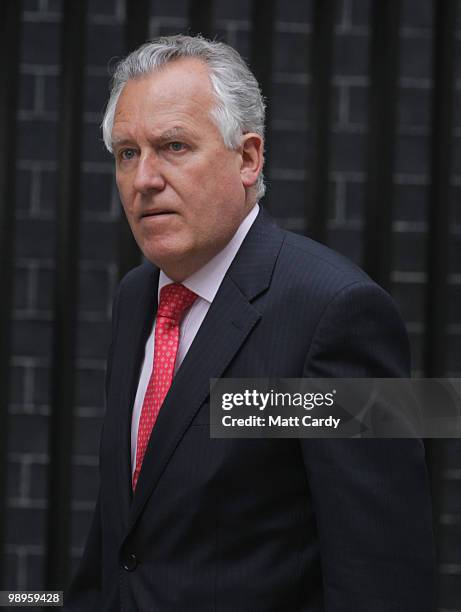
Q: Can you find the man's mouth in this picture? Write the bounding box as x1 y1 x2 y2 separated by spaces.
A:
140 210 175 218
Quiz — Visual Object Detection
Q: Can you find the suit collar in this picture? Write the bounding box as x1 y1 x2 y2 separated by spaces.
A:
226 206 283 301
116 263 159 518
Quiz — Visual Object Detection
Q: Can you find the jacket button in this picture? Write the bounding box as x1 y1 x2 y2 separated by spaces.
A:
122 553 137 571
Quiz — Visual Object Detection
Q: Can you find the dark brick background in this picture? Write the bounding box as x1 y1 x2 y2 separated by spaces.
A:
5 0 461 609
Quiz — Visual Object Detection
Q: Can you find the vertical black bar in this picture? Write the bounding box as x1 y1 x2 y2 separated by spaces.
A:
117 0 150 281
424 1 455 377
250 0 275 206
0 0 22 588
126 0 149 50
307 0 337 242
188 0 214 38
423 0 457 578
46 0 87 590
363 1 401 290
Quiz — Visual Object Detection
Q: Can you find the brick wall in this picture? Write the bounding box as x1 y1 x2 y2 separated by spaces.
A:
6 0 461 608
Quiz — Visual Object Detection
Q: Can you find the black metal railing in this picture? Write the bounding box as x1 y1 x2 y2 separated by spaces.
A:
0 0 22 589
307 0 336 243
364 0 401 292
425 2 457 606
46 0 88 590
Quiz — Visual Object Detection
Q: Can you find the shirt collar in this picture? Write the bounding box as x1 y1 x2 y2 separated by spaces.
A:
158 203 259 304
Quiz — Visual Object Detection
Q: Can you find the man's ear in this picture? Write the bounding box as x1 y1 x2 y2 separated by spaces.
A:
240 133 264 188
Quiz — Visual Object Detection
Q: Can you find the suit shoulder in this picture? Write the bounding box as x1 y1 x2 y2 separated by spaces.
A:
280 229 370 286
284 231 366 282
272 227 404 318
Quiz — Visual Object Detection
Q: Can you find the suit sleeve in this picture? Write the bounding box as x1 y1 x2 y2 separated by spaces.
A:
301 282 436 612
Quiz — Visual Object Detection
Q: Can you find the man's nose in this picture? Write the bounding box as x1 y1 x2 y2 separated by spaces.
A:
133 152 166 193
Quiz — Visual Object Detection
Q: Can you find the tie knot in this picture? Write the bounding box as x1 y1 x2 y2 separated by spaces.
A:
157 283 198 322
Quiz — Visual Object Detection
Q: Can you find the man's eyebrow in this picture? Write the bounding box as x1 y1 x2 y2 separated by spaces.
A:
111 127 196 150
157 127 194 142
111 137 133 149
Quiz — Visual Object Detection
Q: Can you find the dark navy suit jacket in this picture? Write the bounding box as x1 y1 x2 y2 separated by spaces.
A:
66 209 435 611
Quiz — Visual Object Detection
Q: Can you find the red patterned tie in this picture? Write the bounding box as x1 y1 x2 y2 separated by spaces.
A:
132 283 198 490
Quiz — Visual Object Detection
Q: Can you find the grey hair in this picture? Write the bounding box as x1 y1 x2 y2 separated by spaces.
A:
102 34 266 199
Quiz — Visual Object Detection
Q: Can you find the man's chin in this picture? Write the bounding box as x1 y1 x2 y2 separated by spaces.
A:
141 245 192 277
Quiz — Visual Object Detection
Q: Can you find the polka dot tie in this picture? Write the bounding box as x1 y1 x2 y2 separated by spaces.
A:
132 283 198 490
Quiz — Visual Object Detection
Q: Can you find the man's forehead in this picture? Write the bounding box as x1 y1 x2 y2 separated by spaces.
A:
114 63 214 118
119 58 214 100
111 63 217 144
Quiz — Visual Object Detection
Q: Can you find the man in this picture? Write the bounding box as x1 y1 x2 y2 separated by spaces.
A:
65 35 435 611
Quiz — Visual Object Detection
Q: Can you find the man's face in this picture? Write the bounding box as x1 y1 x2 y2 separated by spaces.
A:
112 58 262 281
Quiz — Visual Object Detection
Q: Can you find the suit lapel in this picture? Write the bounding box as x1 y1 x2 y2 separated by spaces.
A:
125 210 285 534
116 264 159 521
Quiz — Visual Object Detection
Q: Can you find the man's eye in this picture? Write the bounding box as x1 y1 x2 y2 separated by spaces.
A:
120 149 136 161
168 142 186 152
